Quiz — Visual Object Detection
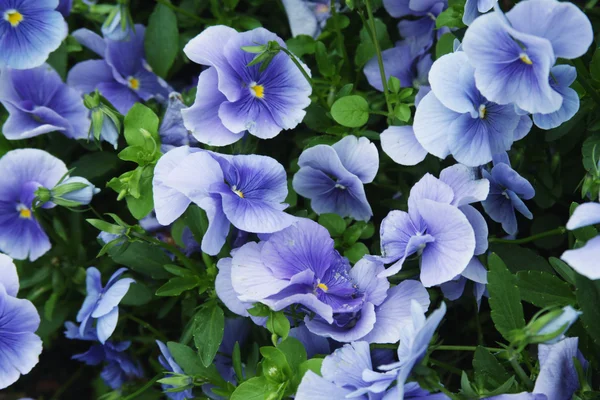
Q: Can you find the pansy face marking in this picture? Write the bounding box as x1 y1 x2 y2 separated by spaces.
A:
4 9 23 27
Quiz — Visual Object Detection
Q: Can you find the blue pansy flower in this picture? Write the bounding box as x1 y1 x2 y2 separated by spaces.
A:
379 301 447 399
305 258 430 343
159 92 196 153
481 162 535 235
536 305 580 344
0 254 42 389
381 126 428 166
152 146 295 256
532 65 580 130
462 0 592 114
296 341 450 399
376 165 489 286
65 322 143 390
227 219 365 324
0 149 69 261
182 26 312 146
413 51 530 167
68 25 168 114
76 267 135 344
533 337 587 400
0 0 67 69
293 135 379 221
56 0 73 17
156 340 193 400
281 0 334 38
0 65 90 141
462 0 497 25
561 201 600 280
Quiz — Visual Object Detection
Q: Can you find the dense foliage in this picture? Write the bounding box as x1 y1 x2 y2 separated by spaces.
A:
1 0 600 399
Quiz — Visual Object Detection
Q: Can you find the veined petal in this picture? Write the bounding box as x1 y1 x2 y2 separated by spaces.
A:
380 126 427 166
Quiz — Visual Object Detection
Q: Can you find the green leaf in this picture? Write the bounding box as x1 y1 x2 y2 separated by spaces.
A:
286 35 316 58
515 270 576 308
582 133 600 172
47 41 68 80
343 222 367 245
267 310 291 340
489 243 553 273
194 304 225 367
156 276 200 296
125 165 154 219
184 206 209 246
121 282 153 306
298 358 323 378
436 32 456 59
473 346 511 390
167 342 225 385
71 152 121 180
261 346 292 383
575 273 600 345
393 104 411 122
315 41 335 77
277 337 307 373
318 213 346 237
145 3 179 77
436 5 465 29
232 342 244 383
487 253 525 341
570 202 598 241
548 257 577 286
123 103 160 149
231 376 270 400
355 18 391 67
86 219 124 235
108 241 171 279
331 96 370 128
591 47 600 82
344 242 369 264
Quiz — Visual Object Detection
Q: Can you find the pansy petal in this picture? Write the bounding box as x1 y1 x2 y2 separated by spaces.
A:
429 52 478 115
566 202 600 230
281 0 319 38
296 371 354 400
362 280 430 343
350 258 389 306
413 91 458 159
71 28 106 57
304 303 376 342
440 164 489 206
91 278 135 318
96 306 119 344
561 236 600 281
0 254 19 297
181 67 241 146
418 200 476 287
380 126 427 166
198 196 231 256
332 136 379 183
215 257 251 317
460 205 488 255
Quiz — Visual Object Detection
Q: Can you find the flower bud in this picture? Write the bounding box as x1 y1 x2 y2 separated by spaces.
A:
53 177 100 206
528 306 581 345
101 3 133 41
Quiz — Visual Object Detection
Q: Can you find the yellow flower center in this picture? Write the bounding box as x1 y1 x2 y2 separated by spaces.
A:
479 104 487 119
231 186 244 198
249 82 265 99
128 77 140 90
519 53 533 65
317 282 329 292
315 4 330 14
17 205 32 219
4 10 23 27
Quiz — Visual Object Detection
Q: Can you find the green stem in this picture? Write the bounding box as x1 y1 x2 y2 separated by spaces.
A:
330 0 351 79
122 373 163 400
280 47 312 85
363 0 393 120
154 0 211 24
429 358 462 376
510 358 534 390
125 314 169 342
572 58 600 107
435 345 506 352
489 226 566 245
474 299 484 346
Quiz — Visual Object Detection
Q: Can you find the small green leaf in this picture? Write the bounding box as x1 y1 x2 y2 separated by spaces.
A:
318 213 346 237
125 165 154 219
436 6 465 29
194 304 225 367
108 241 171 279
344 242 369 264
145 3 179 77
286 35 316 57
315 41 335 77
548 257 577 286
331 96 370 128
575 273 600 345
298 358 323 378
156 276 200 296
231 376 270 400
436 32 456 59
277 337 307 373
515 270 576 308
473 346 510 390
123 103 160 149
590 47 600 82
393 104 411 122
489 243 553 273
487 253 525 341
167 342 225 385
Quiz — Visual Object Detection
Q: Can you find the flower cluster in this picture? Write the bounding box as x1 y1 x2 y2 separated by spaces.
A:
0 0 599 399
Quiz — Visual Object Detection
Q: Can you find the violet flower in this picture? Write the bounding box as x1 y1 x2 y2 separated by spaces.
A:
182 26 312 146
281 0 334 38
156 340 193 400
153 146 295 256
561 201 600 280
293 135 379 221
0 149 69 261
0 65 90 141
0 0 67 69
76 267 135 344
0 254 42 389
68 25 168 114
